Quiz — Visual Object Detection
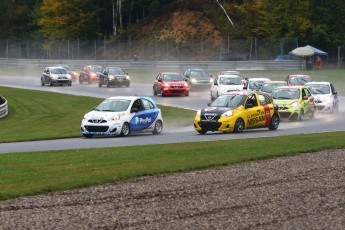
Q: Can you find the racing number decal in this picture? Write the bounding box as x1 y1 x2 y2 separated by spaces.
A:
263 105 271 125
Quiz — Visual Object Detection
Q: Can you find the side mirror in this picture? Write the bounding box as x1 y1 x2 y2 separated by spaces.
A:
245 103 253 108
302 96 308 100
214 81 218 85
131 107 139 113
158 79 162 82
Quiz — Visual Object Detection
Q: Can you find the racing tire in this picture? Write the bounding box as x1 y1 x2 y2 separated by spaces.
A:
120 122 130 137
153 88 157 96
152 120 163 134
98 81 102 87
298 109 304 121
41 80 44 86
126 83 130 88
234 118 245 133
79 77 83 84
197 130 207 134
83 134 93 138
268 115 280 130
106 80 111 88
49 79 53 86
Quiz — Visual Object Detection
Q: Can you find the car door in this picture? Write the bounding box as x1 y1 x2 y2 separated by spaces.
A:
330 83 339 108
302 87 314 113
244 94 266 128
154 74 162 94
210 76 219 99
129 99 156 132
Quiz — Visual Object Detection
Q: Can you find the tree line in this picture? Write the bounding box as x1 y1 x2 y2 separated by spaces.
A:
0 0 344 49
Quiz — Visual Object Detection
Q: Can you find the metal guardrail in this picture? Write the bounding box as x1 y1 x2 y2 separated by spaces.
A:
0 58 301 70
0 96 8 119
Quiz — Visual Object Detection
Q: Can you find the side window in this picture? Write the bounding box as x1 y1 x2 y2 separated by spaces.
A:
246 94 258 107
131 99 143 111
141 99 154 110
302 89 306 97
258 94 269 105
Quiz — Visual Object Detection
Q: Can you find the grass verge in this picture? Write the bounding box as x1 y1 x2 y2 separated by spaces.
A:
0 86 195 143
1 131 344 200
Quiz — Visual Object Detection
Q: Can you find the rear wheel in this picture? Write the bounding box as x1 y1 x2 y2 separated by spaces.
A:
234 118 244 133
268 115 279 130
153 120 163 134
120 122 130 136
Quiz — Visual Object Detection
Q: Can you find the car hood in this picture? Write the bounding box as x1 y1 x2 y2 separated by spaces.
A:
313 94 331 101
201 107 233 116
51 73 71 79
220 85 244 91
273 99 298 105
85 110 126 120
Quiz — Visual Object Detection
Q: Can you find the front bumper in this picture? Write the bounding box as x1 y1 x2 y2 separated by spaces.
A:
108 79 130 86
80 120 122 136
194 115 234 133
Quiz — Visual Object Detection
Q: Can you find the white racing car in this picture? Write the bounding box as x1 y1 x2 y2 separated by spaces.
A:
81 96 163 138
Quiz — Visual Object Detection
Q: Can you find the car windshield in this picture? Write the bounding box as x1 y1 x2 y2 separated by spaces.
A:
261 83 287 93
290 76 310 85
90 66 102 72
306 84 330 94
249 80 266 90
94 99 131 112
210 94 245 108
163 74 184 81
190 70 209 79
219 76 242 85
108 68 125 75
272 89 300 100
51 68 67 74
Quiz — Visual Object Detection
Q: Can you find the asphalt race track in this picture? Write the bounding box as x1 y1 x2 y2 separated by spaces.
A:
0 75 344 154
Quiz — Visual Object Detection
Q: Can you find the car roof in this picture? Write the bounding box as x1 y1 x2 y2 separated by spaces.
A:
218 74 243 78
287 74 311 77
247 77 271 81
262 80 287 84
275 85 303 90
305 81 331 85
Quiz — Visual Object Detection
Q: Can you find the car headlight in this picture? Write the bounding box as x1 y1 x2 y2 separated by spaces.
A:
91 73 97 77
111 114 122 121
164 82 170 87
191 78 197 83
290 101 299 108
83 114 89 120
108 76 114 80
221 110 233 117
196 109 201 116
184 82 189 87
219 86 227 94
125 75 130 80
209 78 214 83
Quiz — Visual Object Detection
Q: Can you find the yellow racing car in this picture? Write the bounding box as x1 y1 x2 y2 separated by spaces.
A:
194 91 280 134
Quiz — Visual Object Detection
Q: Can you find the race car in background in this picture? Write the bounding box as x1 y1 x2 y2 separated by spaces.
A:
79 65 103 84
305 81 339 113
194 91 280 134
271 85 315 120
153 72 189 96
81 96 163 138
41 66 72 86
210 73 245 101
98 66 130 87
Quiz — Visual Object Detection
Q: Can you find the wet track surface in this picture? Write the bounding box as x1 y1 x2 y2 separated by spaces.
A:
0 75 344 154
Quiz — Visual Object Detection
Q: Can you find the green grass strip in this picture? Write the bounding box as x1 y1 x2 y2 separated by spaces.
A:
1 131 344 200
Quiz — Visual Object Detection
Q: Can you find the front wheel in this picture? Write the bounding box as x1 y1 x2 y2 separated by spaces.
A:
268 115 279 130
234 118 244 133
98 81 102 87
153 120 163 134
120 122 130 137
298 109 304 121
197 130 207 134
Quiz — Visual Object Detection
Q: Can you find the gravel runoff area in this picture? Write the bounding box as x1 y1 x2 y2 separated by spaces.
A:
0 149 344 229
